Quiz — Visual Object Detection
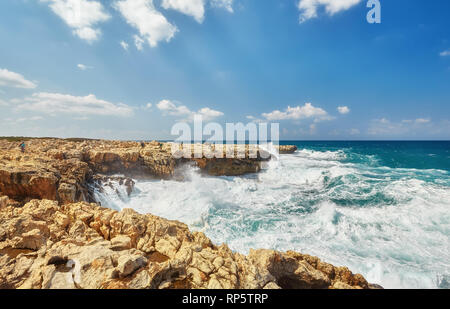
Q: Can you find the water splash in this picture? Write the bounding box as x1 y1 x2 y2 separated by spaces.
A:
94 147 450 289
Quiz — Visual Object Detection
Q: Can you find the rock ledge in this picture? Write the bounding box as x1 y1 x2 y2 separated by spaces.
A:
0 200 375 289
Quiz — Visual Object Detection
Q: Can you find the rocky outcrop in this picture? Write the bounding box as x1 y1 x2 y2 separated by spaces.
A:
0 138 380 290
0 200 375 289
0 139 278 204
277 145 298 154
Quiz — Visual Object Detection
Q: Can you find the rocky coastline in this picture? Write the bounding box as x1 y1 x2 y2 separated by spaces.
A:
0 138 379 289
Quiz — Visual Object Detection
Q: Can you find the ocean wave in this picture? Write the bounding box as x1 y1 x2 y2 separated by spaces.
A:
94 147 450 289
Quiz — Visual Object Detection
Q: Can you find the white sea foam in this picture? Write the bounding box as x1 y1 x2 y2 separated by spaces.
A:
94 149 450 289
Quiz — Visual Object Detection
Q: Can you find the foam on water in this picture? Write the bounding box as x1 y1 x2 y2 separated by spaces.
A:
94 147 450 289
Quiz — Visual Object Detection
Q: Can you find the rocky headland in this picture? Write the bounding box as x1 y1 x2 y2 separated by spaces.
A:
0 138 379 289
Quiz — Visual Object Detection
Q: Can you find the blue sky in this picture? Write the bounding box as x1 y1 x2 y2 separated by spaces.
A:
0 0 449 140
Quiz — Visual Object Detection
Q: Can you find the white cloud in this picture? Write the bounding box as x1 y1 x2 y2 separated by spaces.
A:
40 0 110 43
337 106 350 114
0 99 9 107
114 0 178 48
368 117 432 136
211 0 234 13
161 0 233 23
77 63 93 70
157 99 223 121
440 50 450 57
198 107 224 120
262 103 330 121
134 35 145 51
162 0 205 23
297 0 361 23
0 68 37 89
120 41 129 51
15 92 133 117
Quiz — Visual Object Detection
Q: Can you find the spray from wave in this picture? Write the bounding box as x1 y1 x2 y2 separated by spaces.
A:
92 147 450 289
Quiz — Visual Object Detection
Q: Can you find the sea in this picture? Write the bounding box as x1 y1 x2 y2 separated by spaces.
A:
93 141 450 289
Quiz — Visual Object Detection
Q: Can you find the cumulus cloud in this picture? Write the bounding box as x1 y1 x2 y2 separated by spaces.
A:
0 68 37 89
439 50 450 57
40 0 110 43
120 41 129 51
157 99 223 121
15 92 133 117
160 0 234 24
262 103 330 121
297 0 361 23
337 106 350 114
162 0 205 23
114 0 178 49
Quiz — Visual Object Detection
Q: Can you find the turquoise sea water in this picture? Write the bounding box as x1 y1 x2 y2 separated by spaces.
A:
95 141 450 289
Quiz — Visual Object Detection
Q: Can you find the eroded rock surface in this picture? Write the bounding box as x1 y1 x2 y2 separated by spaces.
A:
0 138 379 290
0 200 374 289
0 139 276 204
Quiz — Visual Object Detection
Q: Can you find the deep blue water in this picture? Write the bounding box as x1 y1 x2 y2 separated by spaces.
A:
279 141 450 171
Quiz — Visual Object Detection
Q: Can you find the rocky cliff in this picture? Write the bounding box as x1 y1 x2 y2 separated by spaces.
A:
0 139 272 205
0 138 380 289
0 200 374 289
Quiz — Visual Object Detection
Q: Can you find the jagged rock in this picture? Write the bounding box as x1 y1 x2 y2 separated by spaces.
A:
117 254 148 277
0 138 379 290
111 235 132 251
0 139 286 204
0 200 378 289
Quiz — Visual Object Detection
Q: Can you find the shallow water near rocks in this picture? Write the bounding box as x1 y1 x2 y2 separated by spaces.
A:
93 141 450 289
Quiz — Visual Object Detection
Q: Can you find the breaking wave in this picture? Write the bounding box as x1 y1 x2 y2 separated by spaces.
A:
93 143 450 289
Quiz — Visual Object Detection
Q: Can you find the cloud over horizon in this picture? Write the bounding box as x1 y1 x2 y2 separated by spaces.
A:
368 117 434 136
262 103 331 122
15 92 133 117
157 99 223 121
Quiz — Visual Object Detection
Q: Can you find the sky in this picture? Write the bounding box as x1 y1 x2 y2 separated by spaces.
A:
0 0 449 141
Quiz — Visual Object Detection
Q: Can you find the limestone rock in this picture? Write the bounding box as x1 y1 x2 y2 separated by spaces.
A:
0 200 379 289
277 145 298 154
0 196 8 209
0 138 295 205
117 254 148 277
